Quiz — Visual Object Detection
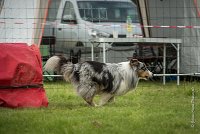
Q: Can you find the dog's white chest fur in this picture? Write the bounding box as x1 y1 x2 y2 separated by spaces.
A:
114 62 139 96
115 82 135 95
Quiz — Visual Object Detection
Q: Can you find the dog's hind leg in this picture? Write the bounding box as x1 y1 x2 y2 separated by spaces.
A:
108 96 115 103
76 84 97 107
98 93 113 106
82 96 96 107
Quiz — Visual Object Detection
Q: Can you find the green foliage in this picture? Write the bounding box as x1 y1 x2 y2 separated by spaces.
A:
0 81 199 134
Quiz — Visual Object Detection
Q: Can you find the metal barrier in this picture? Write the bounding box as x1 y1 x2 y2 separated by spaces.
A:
43 73 200 85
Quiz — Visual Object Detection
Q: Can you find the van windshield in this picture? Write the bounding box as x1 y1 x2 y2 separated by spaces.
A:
77 1 139 23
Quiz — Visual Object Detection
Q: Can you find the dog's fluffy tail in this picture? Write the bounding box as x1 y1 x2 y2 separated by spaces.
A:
44 56 74 82
44 56 69 74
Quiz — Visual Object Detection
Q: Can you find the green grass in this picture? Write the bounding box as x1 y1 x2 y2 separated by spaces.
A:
0 81 199 134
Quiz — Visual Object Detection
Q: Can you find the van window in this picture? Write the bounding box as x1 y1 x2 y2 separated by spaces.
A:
78 1 139 23
47 0 61 21
61 1 76 24
0 0 4 14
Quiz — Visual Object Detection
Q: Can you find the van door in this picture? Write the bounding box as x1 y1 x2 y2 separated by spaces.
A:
55 1 78 47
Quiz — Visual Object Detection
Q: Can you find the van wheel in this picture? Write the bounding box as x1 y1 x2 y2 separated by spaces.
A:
76 42 84 47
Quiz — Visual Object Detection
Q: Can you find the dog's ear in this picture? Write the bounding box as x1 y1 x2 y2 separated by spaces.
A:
130 59 139 67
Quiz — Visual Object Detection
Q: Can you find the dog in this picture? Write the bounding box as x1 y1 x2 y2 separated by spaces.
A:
45 56 153 106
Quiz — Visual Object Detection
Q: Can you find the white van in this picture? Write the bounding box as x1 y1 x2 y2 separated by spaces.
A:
43 0 142 61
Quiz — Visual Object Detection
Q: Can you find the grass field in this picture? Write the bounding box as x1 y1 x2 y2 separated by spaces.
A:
0 80 199 134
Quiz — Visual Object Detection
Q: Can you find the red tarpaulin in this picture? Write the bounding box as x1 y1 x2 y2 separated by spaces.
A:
0 43 48 108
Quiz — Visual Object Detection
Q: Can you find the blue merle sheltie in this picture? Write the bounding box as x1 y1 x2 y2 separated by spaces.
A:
45 56 153 106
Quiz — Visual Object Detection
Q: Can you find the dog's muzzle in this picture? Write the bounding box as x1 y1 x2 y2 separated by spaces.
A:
146 71 153 80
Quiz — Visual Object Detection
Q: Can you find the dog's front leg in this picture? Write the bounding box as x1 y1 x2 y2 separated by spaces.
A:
98 93 113 106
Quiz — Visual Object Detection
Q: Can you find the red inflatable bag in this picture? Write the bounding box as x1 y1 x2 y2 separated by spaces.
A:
0 43 48 108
